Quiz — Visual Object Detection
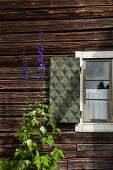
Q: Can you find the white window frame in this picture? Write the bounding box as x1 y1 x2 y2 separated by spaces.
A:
75 51 113 132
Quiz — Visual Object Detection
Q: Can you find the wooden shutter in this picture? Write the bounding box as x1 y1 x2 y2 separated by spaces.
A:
49 57 80 123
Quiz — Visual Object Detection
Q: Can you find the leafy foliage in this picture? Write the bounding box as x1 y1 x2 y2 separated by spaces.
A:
0 93 64 170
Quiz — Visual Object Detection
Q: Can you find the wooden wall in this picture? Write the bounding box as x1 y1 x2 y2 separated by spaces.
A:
0 0 113 169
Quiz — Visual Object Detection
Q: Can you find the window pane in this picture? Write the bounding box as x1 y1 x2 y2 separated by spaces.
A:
86 81 109 89
86 62 109 80
86 100 110 120
86 81 109 99
86 89 109 100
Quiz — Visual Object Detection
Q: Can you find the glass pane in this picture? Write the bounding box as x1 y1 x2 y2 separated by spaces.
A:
86 81 109 89
86 81 109 99
86 62 109 80
86 89 109 99
86 100 110 120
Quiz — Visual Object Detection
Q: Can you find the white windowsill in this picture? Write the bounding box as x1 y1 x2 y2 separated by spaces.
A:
75 123 113 132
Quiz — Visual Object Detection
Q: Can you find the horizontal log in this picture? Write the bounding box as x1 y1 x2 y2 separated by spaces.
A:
0 92 49 104
41 144 77 158
0 133 18 145
42 151 77 159
0 0 112 9
77 144 113 158
0 74 49 80
0 18 113 34
0 67 49 73
1 31 113 43
60 132 113 144
43 144 76 151
0 54 74 67
0 79 49 89
0 117 45 131
57 161 67 170
0 41 113 55
68 158 113 169
0 133 59 144
1 6 113 21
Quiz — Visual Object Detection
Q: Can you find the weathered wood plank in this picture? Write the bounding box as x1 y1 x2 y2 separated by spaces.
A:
60 132 113 144
43 144 76 151
68 158 113 170
57 161 67 170
1 41 113 55
0 67 49 79
0 31 113 43
0 117 45 131
0 133 18 144
42 144 77 158
0 104 50 116
0 67 49 73
0 18 113 34
0 79 49 89
1 6 113 21
0 0 112 9
77 144 113 158
0 133 59 144
0 92 49 103
0 55 73 67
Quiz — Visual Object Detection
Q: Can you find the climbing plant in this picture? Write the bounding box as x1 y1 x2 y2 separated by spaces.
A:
0 32 64 170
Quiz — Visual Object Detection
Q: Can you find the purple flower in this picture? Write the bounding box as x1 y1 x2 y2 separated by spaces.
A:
22 52 29 80
37 74 41 80
37 31 45 80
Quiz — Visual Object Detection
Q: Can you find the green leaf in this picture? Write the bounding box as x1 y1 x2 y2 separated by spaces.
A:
17 160 31 170
42 105 49 109
51 148 64 162
47 135 55 147
40 126 47 135
48 109 54 114
41 137 47 146
41 155 49 167
33 150 41 170
55 128 61 135
22 107 27 111
14 148 22 158
24 139 33 152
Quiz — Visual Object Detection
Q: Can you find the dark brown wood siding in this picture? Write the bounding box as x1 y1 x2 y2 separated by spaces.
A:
0 0 113 169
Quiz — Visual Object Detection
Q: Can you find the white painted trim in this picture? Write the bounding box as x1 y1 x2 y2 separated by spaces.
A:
75 51 113 132
75 123 113 132
75 51 113 59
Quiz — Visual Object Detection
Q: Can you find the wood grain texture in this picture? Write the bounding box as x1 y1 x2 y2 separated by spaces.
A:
0 0 112 9
57 161 67 170
60 132 113 144
0 133 59 144
77 144 113 158
1 18 113 34
68 158 113 170
1 31 113 43
42 144 77 158
1 6 113 21
0 55 73 67
1 41 113 55
0 117 45 131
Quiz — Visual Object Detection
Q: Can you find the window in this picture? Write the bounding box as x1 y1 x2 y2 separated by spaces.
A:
75 51 113 132
49 52 113 132
84 60 111 122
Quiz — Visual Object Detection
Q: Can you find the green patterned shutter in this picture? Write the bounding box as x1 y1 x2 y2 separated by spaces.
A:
49 57 80 123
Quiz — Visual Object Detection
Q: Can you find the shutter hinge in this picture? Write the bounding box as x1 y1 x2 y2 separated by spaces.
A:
80 67 82 74
80 111 82 116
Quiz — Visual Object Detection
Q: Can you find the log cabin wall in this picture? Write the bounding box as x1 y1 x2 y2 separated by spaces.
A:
0 0 113 169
